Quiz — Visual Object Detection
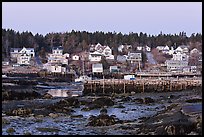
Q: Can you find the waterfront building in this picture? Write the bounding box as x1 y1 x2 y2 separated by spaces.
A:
110 66 119 73
10 47 35 63
165 60 188 72
92 63 103 73
17 52 31 65
89 51 102 62
44 46 69 73
127 51 142 64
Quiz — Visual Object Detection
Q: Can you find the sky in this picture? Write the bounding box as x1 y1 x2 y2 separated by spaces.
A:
2 2 202 36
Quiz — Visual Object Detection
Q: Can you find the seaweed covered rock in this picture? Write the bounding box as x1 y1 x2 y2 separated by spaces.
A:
87 108 118 126
2 89 42 101
42 93 53 99
143 97 155 104
56 97 80 108
92 97 114 107
6 108 32 116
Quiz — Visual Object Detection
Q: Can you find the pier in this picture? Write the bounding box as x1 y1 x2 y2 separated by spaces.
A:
83 78 202 95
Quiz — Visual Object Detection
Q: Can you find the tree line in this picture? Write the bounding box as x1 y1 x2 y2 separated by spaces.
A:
2 28 202 60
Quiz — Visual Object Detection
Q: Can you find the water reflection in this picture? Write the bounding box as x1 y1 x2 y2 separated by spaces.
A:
47 89 82 97
182 103 202 114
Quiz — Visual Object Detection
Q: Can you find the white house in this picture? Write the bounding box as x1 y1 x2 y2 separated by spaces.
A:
137 46 143 51
162 45 170 54
10 48 21 58
94 43 104 53
10 47 35 59
156 46 165 51
102 46 112 56
145 45 151 52
127 51 142 63
165 60 188 72
17 53 31 65
52 46 63 55
72 55 80 61
183 66 191 73
175 47 183 53
45 63 67 74
117 55 127 63
118 44 132 52
172 52 188 61
19 47 35 57
47 47 68 65
178 45 189 53
118 45 124 52
89 43 114 60
168 47 175 55
44 46 69 73
190 48 200 55
2 61 9 66
92 63 103 73
89 51 102 62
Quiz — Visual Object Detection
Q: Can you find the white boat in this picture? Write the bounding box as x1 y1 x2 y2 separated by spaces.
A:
75 75 92 83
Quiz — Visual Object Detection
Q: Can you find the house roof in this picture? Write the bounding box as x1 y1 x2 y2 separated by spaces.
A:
178 45 188 49
92 63 103 68
10 48 21 52
10 47 34 52
53 46 63 50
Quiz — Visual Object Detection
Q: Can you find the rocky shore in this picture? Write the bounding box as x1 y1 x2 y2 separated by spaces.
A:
2 77 202 135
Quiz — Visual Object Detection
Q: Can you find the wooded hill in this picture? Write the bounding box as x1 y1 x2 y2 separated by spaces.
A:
2 28 202 60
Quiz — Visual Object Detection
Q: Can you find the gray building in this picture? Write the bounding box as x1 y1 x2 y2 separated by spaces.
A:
165 60 188 72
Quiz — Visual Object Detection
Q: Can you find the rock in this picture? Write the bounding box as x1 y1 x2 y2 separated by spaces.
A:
2 118 10 125
120 96 132 102
70 115 83 118
87 108 121 127
6 127 15 134
155 126 167 135
36 127 61 132
121 110 127 113
24 131 32 135
113 104 125 108
165 125 176 135
143 97 154 104
92 97 114 107
56 97 80 108
81 107 91 111
84 97 114 110
46 97 79 114
7 108 32 116
185 98 202 103
35 115 45 118
167 100 172 103
47 104 75 114
87 114 116 126
168 95 175 99
2 90 42 101
48 113 59 118
133 98 144 104
100 108 108 115
33 108 51 116
43 93 53 99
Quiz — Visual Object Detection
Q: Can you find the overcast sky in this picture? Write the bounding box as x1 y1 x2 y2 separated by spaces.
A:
2 2 202 36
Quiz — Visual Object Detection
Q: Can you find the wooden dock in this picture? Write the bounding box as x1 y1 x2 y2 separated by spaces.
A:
83 78 202 95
